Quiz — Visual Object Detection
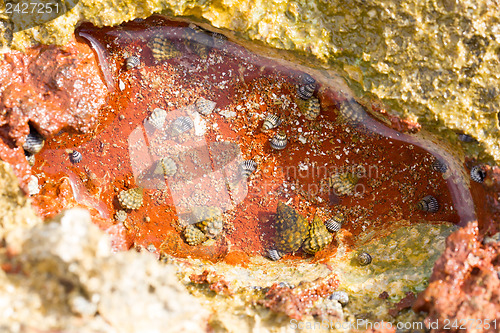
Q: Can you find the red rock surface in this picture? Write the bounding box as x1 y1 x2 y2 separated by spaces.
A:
413 222 500 332
0 36 108 190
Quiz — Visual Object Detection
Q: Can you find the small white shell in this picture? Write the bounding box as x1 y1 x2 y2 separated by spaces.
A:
27 175 39 195
329 291 349 306
148 108 167 129
115 210 127 222
170 116 194 136
195 97 216 116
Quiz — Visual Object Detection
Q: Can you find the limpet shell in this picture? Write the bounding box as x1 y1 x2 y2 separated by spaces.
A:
470 165 486 183
262 114 281 131
417 195 439 213
148 108 167 129
183 225 208 246
302 215 333 254
274 201 309 254
118 187 144 210
270 131 287 150
195 97 216 116
149 36 181 61
23 131 45 155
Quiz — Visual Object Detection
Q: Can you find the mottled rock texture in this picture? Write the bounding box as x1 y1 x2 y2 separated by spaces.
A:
0 208 208 333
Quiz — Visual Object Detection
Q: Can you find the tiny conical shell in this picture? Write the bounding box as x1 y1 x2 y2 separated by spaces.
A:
262 114 281 131
148 108 167 129
149 36 181 61
23 131 45 155
274 202 308 254
270 131 287 150
300 73 316 85
240 159 257 178
357 252 372 266
325 214 344 232
329 172 358 196
118 187 143 210
431 159 447 173
417 195 439 213
329 291 349 306
267 249 282 261
303 97 321 120
70 150 82 163
115 210 127 222
125 56 140 70
297 83 316 100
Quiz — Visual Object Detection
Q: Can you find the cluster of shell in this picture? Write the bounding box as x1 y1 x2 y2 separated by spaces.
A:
268 202 335 260
182 206 224 245
118 187 144 210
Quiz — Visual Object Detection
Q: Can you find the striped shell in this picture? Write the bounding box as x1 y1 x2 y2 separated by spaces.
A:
417 195 439 213
193 206 223 238
114 210 127 223
125 56 140 70
274 201 309 254
300 73 316 85
458 133 477 143
154 157 177 177
357 252 372 266
431 158 447 173
325 214 344 232
262 114 281 131
23 131 45 155
195 97 216 116
329 291 349 307
470 165 486 183
149 36 181 61
267 249 282 261
297 83 316 100
302 97 321 120
118 187 144 210
270 131 287 150
170 116 194 136
240 159 257 178
302 215 333 254
70 150 82 164
329 172 358 196
148 108 167 129
183 225 208 246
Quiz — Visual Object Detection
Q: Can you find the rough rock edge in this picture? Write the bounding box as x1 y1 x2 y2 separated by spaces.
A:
0 207 209 333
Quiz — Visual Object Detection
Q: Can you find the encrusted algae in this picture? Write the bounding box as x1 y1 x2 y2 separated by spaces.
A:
2 0 500 164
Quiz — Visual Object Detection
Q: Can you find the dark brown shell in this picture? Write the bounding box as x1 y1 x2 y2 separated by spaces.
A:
274 202 309 254
302 215 333 254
